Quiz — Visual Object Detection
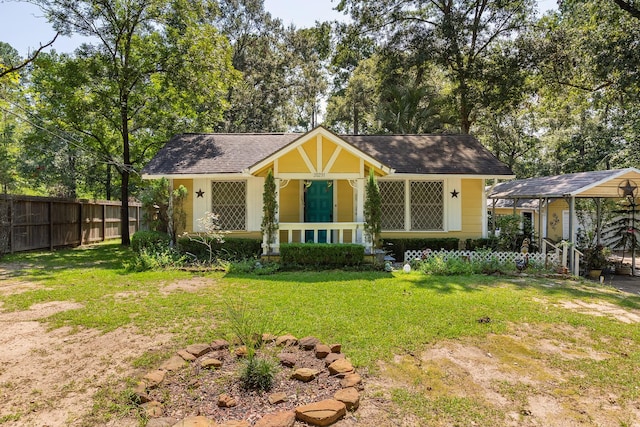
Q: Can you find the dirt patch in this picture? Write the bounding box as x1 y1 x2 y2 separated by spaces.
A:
558 300 640 324
0 302 173 427
376 324 640 426
160 277 219 295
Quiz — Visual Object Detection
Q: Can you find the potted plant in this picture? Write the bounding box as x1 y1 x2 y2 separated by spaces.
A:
582 244 608 278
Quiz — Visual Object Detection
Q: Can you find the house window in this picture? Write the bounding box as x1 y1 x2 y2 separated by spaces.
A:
379 181 405 230
410 181 443 230
211 181 246 230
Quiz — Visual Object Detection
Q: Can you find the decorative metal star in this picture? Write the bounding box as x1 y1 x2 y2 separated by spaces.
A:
450 189 459 198
195 189 205 198
619 180 637 197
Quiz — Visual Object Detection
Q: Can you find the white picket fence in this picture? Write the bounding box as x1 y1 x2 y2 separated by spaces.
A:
404 249 560 267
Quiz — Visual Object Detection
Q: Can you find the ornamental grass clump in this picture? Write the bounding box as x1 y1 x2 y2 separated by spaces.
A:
239 356 278 392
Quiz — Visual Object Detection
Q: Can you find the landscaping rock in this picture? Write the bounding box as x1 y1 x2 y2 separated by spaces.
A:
329 344 342 353
340 373 362 388
201 358 223 369
328 359 354 377
218 393 238 408
315 344 331 359
262 333 277 343
186 343 211 357
324 353 345 366
291 368 319 382
334 387 360 410
220 421 249 427
295 399 346 426
210 339 230 351
235 346 248 358
254 411 296 427
172 416 217 426
275 334 298 347
268 392 288 405
177 349 197 362
147 417 178 427
134 381 151 403
299 336 320 350
142 400 164 418
160 355 187 371
144 370 167 388
278 353 297 367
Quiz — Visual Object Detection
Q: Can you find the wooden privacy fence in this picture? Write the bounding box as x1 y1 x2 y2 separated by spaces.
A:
0 195 142 254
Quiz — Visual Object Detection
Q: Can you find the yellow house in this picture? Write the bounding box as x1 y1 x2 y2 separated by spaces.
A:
142 126 514 253
489 198 571 242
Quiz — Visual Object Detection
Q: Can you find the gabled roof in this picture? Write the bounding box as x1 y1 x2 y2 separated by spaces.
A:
142 128 513 177
488 168 640 199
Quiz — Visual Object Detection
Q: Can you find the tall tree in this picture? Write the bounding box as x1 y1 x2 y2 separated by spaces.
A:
33 0 237 245
337 0 536 133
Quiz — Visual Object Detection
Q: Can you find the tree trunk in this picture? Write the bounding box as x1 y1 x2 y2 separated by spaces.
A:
120 97 131 246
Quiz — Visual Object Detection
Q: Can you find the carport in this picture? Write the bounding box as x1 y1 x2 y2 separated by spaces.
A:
487 167 640 274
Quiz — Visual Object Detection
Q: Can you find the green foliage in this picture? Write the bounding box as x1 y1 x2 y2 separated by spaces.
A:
239 356 278 392
416 251 518 275
363 169 382 249
124 248 186 272
383 238 460 261
261 169 278 254
130 230 171 254
177 236 261 262
466 238 499 251
279 243 365 267
139 179 188 240
496 215 523 252
227 259 280 275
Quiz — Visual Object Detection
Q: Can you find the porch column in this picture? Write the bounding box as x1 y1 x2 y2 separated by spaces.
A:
594 197 601 246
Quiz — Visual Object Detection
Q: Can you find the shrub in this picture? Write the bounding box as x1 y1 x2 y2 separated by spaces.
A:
239 356 278 392
466 237 499 251
279 243 364 267
382 238 459 261
124 248 185 272
131 230 171 254
177 237 261 262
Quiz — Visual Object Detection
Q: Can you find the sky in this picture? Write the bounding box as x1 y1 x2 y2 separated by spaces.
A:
0 0 558 58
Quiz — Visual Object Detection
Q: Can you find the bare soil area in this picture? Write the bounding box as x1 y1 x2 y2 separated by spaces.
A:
1 269 640 426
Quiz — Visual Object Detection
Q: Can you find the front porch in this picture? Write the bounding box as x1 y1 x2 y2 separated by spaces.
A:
264 221 370 255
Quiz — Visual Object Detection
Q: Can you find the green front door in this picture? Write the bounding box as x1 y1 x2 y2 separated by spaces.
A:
304 180 333 243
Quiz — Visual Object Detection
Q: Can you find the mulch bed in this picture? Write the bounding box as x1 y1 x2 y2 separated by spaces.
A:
147 341 345 426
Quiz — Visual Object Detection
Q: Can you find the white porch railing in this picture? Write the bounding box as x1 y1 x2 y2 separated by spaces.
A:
263 222 367 255
542 239 582 276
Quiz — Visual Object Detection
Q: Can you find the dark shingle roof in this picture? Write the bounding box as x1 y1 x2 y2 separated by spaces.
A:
142 133 299 175
142 131 513 176
341 134 512 175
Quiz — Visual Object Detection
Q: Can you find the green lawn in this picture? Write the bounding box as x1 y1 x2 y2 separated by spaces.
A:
2 242 640 426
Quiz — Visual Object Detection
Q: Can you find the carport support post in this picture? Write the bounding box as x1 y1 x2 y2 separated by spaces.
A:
594 198 601 246
538 197 543 249
568 196 576 272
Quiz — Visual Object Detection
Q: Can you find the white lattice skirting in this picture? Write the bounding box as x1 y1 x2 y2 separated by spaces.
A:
404 249 559 266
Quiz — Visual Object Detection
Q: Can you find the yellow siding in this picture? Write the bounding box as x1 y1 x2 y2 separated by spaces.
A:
174 179 193 234
301 138 317 168
279 150 309 173
331 149 360 173
337 180 354 222
546 199 567 241
279 181 301 222
461 179 483 236
321 136 335 170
